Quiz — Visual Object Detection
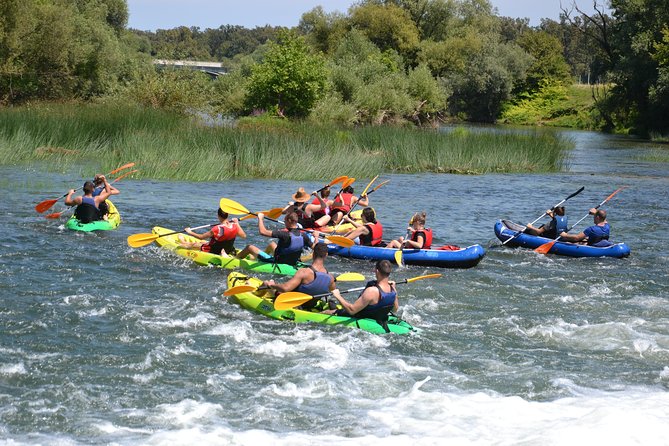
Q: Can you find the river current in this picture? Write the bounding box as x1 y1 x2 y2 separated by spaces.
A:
0 129 668 445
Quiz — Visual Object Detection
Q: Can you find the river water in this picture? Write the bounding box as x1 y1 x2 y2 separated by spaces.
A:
1 129 668 445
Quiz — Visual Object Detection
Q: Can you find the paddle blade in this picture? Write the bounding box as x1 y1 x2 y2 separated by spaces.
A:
534 240 556 255
325 235 355 248
219 198 250 215
35 199 58 213
360 175 378 197
45 211 63 219
223 285 258 296
240 207 283 221
111 169 138 183
341 177 355 189
274 292 313 310
335 272 366 282
127 233 159 248
329 176 348 187
370 180 389 194
406 273 442 283
394 250 404 266
108 162 135 175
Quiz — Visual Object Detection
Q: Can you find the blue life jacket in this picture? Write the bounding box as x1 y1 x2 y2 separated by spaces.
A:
74 196 100 223
92 186 104 197
355 280 396 321
275 229 307 266
584 223 610 246
295 266 331 310
554 215 568 235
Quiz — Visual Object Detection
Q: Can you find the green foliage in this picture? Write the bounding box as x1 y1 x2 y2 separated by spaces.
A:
307 93 359 126
246 30 327 117
349 3 420 61
0 103 569 179
516 30 572 93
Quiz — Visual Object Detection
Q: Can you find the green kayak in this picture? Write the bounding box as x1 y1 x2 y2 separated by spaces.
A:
226 272 416 335
152 226 300 276
65 200 121 232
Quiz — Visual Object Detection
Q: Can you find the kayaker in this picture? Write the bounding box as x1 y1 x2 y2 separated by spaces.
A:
341 207 385 246
525 206 567 239
283 187 327 229
327 185 369 226
386 212 433 249
311 186 333 228
558 208 612 246
262 242 335 310
236 212 314 266
178 208 246 255
64 178 111 223
324 260 398 324
92 173 120 219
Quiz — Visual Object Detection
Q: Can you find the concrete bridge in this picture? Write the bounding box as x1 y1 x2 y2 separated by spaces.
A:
152 59 226 77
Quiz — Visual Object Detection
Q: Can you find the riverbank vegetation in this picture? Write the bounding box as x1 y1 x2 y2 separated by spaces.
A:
0 103 569 180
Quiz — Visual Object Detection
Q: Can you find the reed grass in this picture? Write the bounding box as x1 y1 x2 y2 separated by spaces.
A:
0 103 570 180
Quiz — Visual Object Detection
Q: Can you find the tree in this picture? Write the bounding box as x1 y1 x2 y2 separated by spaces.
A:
516 30 572 94
246 30 327 117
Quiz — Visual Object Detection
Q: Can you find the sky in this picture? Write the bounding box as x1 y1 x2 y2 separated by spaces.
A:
126 0 601 31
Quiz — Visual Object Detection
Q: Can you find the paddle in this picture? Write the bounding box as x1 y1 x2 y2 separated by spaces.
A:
534 187 627 255
127 224 216 248
223 272 367 297
273 273 442 310
503 186 585 245
315 175 348 194
239 207 283 221
219 198 355 248
44 169 138 219
35 162 135 213
331 175 377 233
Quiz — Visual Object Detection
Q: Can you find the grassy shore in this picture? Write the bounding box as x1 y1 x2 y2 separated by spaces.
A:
0 103 571 181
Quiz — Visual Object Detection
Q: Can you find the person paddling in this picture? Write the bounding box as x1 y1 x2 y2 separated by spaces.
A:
178 208 246 255
324 260 398 326
262 242 335 310
328 185 369 226
92 173 120 219
283 187 327 229
525 206 567 239
64 178 111 223
236 212 315 266
386 212 433 250
341 207 384 246
558 208 612 246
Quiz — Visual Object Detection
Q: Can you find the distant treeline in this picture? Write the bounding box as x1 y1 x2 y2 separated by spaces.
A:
1 0 668 136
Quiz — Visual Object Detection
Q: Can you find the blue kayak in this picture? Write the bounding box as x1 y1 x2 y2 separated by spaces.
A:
494 220 631 258
327 243 485 268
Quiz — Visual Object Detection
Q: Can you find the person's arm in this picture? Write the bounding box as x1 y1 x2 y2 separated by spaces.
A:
257 213 273 237
64 190 80 206
306 194 326 213
403 232 424 249
185 228 212 240
95 176 112 204
334 287 376 315
559 230 586 242
233 218 247 239
342 214 362 229
264 269 307 293
357 194 369 207
345 225 369 241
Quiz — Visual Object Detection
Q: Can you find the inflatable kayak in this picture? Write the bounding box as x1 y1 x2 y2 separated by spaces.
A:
494 220 631 258
226 272 416 335
65 200 121 232
151 226 300 276
327 243 486 268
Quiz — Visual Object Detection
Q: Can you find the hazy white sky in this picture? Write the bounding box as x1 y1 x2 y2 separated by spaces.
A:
126 0 599 31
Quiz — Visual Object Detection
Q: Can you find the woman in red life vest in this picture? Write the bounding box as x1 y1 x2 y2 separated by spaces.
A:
327 185 369 226
386 212 433 250
342 207 384 246
178 208 246 255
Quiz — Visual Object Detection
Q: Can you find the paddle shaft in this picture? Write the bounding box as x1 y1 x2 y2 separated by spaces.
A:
502 186 584 245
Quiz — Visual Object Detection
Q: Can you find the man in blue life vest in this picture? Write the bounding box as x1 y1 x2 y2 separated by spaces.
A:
236 212 314 266
558 208 612 247
64 177 112 223
262 242 335 310
525 206 568 239
324 259 398 321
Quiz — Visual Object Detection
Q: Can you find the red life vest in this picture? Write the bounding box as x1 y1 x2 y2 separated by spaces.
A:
360 221 384 246
311 197 328 220
202 222 238 254
411 227 433 249
331 192 353 213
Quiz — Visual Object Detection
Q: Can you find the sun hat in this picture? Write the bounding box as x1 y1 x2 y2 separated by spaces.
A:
292 187 310 203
